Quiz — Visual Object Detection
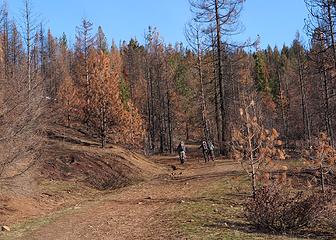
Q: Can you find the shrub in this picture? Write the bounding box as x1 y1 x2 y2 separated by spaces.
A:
245 184 332 233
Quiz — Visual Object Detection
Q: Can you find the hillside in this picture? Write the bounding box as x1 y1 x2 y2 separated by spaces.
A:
0 126 164 227
43 126 163 190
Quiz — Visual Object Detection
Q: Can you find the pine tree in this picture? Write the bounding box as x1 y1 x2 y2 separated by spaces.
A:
95 26 108 53
254 51 269 93
58 75 78 127
86 49 144 147
232 100 286 198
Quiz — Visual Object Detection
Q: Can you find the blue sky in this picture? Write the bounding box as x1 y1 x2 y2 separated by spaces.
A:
8 0 308 49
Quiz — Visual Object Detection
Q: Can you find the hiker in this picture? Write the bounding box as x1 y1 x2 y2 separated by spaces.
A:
207 140 215 161
176 141 186 164
199 140 209 162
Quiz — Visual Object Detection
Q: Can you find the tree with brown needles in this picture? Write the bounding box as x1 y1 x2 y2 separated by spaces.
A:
86 50 122 147
232 100 286 198
58 75 79 128
303 132 336 192
85 49 144 148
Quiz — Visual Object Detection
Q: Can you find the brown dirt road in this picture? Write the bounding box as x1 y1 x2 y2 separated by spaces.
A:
4 156 239 240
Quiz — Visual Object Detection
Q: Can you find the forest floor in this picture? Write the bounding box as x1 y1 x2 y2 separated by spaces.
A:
1 148 335 240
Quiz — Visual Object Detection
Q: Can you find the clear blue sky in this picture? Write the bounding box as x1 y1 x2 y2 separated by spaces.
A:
8 0 308 49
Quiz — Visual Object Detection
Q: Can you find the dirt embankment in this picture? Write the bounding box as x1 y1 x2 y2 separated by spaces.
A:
0 126 164 227
42 126 164 190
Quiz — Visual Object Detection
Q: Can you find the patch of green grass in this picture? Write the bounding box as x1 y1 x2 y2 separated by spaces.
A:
171 175 306 240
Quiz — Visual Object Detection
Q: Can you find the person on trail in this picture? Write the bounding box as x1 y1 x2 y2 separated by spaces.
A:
176 141 186 164
207 141 215 161
199 140 209 162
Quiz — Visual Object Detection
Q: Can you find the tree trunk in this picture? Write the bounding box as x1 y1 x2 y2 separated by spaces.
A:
100 105 107 148
196 32 209 141
327 0 336 69
321 67 334 146
318 34 335 147
251 163 257 199
215 0 227 155
146 78 152 151
297 50 311 145
320 162 325 193
149 68 156 150
278 72 289 148
3 10 10 81
246 112 257 198
211 29 221 144
24 0 32 96
186 120 190 141
167 86 173 154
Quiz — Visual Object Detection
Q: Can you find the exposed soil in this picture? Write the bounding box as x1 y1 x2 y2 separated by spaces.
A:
2 154 239 240
42 126 164 190
0 126 242 239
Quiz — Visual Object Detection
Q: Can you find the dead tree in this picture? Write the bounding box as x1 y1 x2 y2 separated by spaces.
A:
189 0 245 155
185 22 210 141
21 0 38 96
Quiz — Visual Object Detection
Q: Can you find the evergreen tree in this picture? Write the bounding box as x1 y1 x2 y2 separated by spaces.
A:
254 52 269 93
95 26 108 53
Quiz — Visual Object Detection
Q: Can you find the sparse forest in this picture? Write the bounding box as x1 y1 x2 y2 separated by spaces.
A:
0 0 336 239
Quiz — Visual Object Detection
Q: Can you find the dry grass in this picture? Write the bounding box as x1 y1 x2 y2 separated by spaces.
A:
170 172 336 240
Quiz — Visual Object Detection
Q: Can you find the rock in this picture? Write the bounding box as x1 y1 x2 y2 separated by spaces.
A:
180 200 185 203
145 196 152 200
1 226 10 232
137 201 144 205
186 219 194 223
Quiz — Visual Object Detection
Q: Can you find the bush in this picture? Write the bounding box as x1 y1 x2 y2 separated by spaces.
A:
244 185 332 233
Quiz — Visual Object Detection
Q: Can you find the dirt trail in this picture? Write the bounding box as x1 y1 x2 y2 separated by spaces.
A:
6 156 238 240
